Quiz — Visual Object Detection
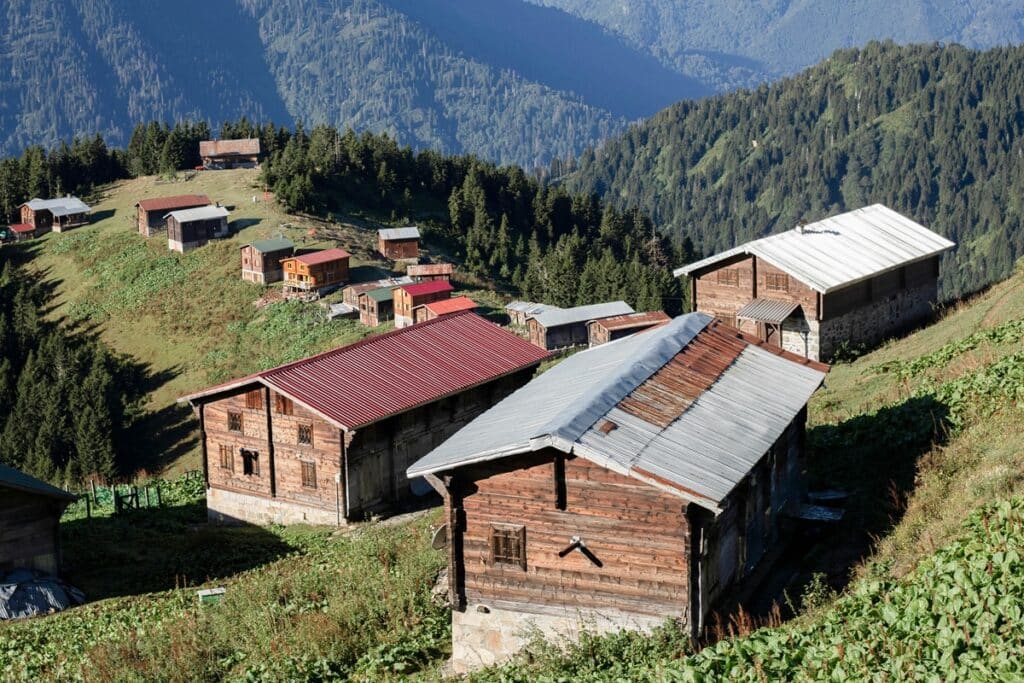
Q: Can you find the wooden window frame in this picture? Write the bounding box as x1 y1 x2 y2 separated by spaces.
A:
301 460 317 489
219 444 234 471
489 523 527 570
241 449 260 477
765 272 789 292
716 268 740 287
275 394 294 416
245 389 263 410
227 411 243 433
297 423 313 446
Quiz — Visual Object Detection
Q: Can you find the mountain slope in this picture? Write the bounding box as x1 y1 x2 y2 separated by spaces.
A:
565 42 1024 299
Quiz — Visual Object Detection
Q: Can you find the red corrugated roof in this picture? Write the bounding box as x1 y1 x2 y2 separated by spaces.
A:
136 194 210 212
182 312 548 428
591 311 671 331
10 223 34 233
425 296 477 315
288 248 351 266
400 280 454 297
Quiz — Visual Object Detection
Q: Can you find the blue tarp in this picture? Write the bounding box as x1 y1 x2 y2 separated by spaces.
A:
0 569 85 620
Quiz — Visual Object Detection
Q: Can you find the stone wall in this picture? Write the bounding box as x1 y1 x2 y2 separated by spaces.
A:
817 280 937 360
207 486 342 526
451 603 666 673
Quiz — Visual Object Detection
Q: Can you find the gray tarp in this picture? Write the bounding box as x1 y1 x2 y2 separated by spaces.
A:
0 569 85 620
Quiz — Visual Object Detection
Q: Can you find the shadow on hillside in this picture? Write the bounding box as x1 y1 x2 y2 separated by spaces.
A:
61 501 294 601
231 217 262 232
349 264 398 282
124 396 198 476
89 209 116 223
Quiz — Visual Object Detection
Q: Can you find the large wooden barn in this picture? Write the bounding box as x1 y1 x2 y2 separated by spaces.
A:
182 313 549 526
526 301 634 350
199 138 261 169
378 226 420 260
136 194 210 237
166 205 230 253
675 204 956 361
0 464 77 575
408 313 828 672
587 311 671 347
19 197 90 234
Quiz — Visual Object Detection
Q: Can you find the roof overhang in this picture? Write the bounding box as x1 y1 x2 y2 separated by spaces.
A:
736 298 801 324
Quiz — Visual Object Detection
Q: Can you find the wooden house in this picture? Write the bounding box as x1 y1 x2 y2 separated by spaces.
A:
341 277 413 307
19 197 90 234
378 226 420 260
527 301 634 350
588 311 671 347
136 194 210 237
359 286 397 327
393 280 454 328
166 205 230 253
7 224 37 242
241 238 295 284
675 205 956 361
199 138 261 169
407 262 454 282
413 296 477 324
282 248 350 295
407 313 829 672
505 301 559 327
0 464 77 575
181 312 549 527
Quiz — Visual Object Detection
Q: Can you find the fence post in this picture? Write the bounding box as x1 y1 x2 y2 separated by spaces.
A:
85 494 91 520
91 480 97 505
156 485 162 507
145 486 151 508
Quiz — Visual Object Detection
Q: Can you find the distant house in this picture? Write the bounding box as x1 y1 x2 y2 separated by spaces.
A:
407 314 829 672
359 286 397 327
378 226 420 260
282 248 350 296
675 205 956 361
181 312 549 526
199 139 261 170
136 194 210 237
413 295 477 324
19 197 90 234
341 277 413 307
393 280 454 328
588 311 671 347
527 301 635 350
166 205 230 252
7 224 37 242
505 301 559 327
0 464 77 575
241 238 295 284
407 262 453 282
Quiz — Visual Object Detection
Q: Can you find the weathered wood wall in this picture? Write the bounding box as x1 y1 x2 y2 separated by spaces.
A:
379 237 419 260
0 491 63 575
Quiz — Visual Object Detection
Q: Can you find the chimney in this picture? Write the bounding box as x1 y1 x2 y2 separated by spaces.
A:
796 222 805 235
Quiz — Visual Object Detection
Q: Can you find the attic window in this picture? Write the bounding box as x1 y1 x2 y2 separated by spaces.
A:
717 269 739 287
298 424 313 446
275 394 294 416
765 272 789 292
245 390 263 410
489 524 526 570
227 412 243 433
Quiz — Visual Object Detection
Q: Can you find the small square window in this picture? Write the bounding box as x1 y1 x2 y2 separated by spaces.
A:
301 461 317 489
489 524 526 570
219 444 233 471
765 272 789 292
298 424 313 446
716 269 739 287
227 412 243 433
245 390 263 410
275 394 293 416
242 449 260 476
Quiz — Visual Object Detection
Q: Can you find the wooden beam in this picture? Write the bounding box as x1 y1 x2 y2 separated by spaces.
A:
264 386 276 497
199 404 209 488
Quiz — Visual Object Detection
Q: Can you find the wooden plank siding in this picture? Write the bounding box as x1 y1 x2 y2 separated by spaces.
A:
0 491 64 575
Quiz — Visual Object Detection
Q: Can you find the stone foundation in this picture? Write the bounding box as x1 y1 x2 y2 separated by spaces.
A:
818 281 936 360
207 487 343 526
451 603 670 673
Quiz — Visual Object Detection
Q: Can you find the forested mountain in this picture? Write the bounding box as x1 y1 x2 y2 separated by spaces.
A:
531 0 1024 92
564 42 1024 299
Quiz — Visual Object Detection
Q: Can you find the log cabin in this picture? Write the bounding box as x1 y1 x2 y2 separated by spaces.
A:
136 194 210 237
199 138 261 169
505 301 559 327
407 313 828 672
413 295 477 324
281 248 350 296
587 311 671 347
674 205 956 361
166 205 230 253
359 286 397 327
241 238 295 284
0 464 77 576
19 197 90 234
407 262 454 282
527 301 634 350
393 280 454 328
378 226 420 260
342 277 413 307
181 312 549 526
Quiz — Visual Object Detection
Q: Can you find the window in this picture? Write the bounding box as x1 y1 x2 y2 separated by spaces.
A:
765 272 789 292
275 394 293 416
489 524 526 570
301 461 317 489
219 445 234 471
716 268 739 287
242 449 260 476
298 423 313 446
245 390 263 410
227 411 243 433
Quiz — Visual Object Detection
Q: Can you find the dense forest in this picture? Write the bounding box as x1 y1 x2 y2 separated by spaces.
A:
565 42 1024 299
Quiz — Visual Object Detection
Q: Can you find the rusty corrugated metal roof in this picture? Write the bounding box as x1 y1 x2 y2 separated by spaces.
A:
590 311 671 332
136 194 210 213
407 263 453 277
181 312 548 429
199 138 260 157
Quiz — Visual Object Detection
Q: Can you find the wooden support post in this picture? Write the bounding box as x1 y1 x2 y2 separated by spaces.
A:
265 386 276 497
156 485 162 507
90 480 97 505
199 403 209 487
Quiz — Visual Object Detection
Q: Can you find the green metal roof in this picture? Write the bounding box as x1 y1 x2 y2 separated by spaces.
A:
365 286 396 303
248 238 294 253
0 463 77 501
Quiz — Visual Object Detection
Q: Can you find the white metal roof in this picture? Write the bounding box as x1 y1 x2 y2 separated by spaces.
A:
673 204 955 293
531 301 634 328
164 205 230 222
22 197 90 215
379 226 420 240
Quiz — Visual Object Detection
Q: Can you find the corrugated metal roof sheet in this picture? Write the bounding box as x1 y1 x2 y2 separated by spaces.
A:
182 312 549 429
137 194 210 212
407 263 453 276
532 301 634 328
674 204 956 293
505 301 559 317
363 286 397 303
407 315 827 512
22 197 90 214
424 296 477 315
9 224 34 234
344 277 412 297
165 205 229 222
247 238 294 253
590 311 671 332
400 280 454 297
379 226 420 241
0 464 77 501
289 248 350 266
735 299 800 324
199 138 260 157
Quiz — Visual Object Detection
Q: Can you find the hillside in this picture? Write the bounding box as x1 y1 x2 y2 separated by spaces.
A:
565 42 1024 300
